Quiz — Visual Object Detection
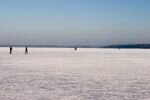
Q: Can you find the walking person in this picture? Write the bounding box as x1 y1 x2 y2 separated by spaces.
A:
10 46 12 54
74 47 77 51
25 46 28 54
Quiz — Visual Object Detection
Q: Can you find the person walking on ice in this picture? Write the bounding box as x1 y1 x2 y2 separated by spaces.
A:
25 46 28 54
10 46 13 54
74 47 77 51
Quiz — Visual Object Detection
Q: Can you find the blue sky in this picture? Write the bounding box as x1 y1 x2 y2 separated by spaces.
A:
0 0 150 45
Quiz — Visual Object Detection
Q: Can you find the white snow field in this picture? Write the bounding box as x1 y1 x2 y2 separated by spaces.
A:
0 48 150 100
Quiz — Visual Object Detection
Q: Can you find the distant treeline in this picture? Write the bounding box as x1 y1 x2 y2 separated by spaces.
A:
0 44 150 49
0 45 99 48
103 44 150 49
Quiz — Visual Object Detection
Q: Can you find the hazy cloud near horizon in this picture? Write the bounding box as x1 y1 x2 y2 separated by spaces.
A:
0 0 150 46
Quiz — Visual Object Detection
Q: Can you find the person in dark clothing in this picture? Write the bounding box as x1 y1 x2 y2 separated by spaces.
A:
25 46 28 54
10 46 12 54
74 47 77 51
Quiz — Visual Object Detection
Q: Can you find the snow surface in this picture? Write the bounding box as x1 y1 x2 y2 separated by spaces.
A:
0 48 150 100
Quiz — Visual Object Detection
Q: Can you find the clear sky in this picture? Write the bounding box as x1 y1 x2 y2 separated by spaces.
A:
0 0 150 46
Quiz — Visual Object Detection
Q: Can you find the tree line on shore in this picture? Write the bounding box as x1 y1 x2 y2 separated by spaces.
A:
0 44 150 49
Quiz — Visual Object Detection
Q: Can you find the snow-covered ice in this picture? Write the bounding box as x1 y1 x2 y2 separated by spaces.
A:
0 48 150 100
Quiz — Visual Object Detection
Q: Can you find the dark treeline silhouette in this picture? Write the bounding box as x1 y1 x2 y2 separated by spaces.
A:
0 45 99 48
0 44 150 49
103 44 150 49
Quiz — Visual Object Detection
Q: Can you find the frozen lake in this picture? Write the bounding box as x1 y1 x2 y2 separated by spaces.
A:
0 48 150 100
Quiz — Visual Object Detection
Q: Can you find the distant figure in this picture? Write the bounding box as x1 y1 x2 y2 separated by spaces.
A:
74 47 77 51
10 46 12 54
25 46 28 54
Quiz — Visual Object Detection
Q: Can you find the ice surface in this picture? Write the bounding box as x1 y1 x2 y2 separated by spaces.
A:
0 47 150 100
